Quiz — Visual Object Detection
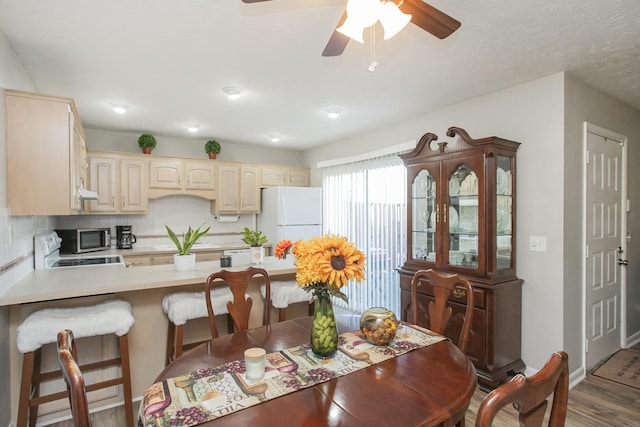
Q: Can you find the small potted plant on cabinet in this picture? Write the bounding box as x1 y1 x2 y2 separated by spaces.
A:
166 224 211 271
205 139 221 159
241 227 268 264
138 133 157 154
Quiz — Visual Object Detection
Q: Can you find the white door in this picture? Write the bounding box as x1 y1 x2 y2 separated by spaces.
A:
585 126 626 368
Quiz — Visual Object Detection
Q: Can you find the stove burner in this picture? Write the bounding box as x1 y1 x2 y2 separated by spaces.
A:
52 256 123 268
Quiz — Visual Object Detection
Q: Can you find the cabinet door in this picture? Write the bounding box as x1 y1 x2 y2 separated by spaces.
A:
442 155 484 271
261 167 287 187
185 161 216 190
87 157 117 212
217 165 239 212
123 255 152 267
121 159 148 212
287 168 310 186
409 164 440 264
240 166 260 212
69 113 86 211
149 160 182 189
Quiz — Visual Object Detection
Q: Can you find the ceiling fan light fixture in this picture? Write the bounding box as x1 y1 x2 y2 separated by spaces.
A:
379 2 411 40
338 0 381 43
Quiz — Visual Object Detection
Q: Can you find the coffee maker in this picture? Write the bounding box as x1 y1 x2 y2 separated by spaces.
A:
116 225 137 249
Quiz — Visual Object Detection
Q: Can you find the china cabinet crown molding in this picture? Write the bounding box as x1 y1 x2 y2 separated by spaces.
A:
398 126 524 390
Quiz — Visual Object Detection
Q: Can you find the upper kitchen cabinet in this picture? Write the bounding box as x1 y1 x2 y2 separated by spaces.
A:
148 158 216 199
260 165 310 187
6 90 88 215
398 127 523 390
213 164 260 214
85 152 148 214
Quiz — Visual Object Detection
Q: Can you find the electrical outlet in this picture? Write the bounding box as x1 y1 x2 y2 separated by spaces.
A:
529 235 547 252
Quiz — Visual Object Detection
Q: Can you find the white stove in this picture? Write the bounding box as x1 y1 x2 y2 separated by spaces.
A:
34 231 124 269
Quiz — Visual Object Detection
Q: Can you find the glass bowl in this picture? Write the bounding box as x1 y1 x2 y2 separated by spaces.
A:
360 307 398 346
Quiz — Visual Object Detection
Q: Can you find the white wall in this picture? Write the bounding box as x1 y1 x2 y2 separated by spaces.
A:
304 72 640 377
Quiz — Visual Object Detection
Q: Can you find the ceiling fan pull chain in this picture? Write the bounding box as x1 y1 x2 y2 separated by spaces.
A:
369 25 378 72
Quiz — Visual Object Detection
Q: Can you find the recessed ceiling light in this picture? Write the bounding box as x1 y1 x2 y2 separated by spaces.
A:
327 108 342 119
269 135 281 143
109 103 128 114
186 124 200 133
222 87 241 100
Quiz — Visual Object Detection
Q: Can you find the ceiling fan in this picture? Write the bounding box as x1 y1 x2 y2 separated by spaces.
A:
241 0 461 56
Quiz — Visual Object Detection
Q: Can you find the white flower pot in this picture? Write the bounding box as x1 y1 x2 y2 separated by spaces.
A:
250 246 264 265
174 253 196 271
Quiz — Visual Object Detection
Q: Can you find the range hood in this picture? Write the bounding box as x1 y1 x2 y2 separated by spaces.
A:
78 187 98 200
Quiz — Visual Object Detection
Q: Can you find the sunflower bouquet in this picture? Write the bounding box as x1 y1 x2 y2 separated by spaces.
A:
274 234 366 304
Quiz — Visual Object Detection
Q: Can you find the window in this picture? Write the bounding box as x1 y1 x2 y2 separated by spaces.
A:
322 155 406 315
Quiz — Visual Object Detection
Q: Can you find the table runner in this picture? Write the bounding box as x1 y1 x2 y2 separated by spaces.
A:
138 323 446 427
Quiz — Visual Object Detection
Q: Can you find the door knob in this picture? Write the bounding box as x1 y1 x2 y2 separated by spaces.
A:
618 259 629 266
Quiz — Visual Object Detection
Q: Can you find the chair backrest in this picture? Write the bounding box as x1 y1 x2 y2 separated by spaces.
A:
475 351 569 427
410 268 474 352
205 267 271 337
57 329 91 427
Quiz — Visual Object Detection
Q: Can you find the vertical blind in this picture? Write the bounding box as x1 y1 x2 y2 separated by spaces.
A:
322 155 407 315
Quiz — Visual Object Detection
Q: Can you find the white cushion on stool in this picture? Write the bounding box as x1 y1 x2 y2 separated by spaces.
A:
162 288 248 326
16 300 135 353
261 281 310 309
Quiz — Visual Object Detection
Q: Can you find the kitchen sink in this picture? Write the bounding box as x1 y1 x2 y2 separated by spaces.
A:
152 243 221 251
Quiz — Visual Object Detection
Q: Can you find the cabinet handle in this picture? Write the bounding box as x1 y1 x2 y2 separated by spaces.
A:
122 197 125 209
452 288 466 299
444 204 448 223
112 196 115 207
436 204 440 224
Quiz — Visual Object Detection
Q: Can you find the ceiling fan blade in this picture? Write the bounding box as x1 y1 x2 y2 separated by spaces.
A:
400 0 461 39
322 12 350 57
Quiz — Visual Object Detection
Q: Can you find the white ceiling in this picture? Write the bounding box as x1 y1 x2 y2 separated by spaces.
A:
1 0 638 150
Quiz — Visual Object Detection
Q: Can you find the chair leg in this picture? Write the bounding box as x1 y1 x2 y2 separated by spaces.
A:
118 334 135 427
279 308 287 322
17 351 35 427
166 321 176 366
28 348 42 427
174 325 185 360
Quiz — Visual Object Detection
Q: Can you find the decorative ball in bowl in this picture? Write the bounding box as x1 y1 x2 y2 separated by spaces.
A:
360 307 398 346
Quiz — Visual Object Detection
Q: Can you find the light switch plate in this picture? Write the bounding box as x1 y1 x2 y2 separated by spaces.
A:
529 236 547 252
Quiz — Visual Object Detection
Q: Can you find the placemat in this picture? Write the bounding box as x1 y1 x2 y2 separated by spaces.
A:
138 323 446 427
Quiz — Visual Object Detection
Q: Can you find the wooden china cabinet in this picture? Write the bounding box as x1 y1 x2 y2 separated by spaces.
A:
398 126 525 390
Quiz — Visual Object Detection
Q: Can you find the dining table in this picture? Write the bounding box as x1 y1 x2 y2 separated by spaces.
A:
142 315 477 427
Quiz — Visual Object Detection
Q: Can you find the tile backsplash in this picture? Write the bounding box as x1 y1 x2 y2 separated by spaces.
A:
54 195 256 248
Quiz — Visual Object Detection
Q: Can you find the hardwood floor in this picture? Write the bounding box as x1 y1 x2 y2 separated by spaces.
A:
46 346 640 426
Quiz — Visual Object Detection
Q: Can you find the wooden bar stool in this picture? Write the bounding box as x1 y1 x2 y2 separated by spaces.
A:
163 287 244 366
260 280 314 321
16 300 135 427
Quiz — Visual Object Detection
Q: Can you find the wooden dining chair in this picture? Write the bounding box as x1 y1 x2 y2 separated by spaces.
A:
475 351 569 427
205 267 271 338
411 269 474 352
57 329 91 427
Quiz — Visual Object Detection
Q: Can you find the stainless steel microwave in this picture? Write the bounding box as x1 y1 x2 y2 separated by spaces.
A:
55 228 111 254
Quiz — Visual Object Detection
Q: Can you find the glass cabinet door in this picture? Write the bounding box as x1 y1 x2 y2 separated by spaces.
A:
411 169 437 262
496 155 513 270
447 163 479 268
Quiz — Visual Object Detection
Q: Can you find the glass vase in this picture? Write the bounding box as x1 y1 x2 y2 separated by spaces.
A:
310 293 338 358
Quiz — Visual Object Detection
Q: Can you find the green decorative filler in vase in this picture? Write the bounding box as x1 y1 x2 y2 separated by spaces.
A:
274 235 366 358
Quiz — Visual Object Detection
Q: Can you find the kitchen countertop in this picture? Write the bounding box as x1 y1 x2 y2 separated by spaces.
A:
0 256 296 307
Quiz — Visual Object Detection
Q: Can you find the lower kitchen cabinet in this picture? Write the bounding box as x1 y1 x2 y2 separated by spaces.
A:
122 255 152 267
123 251 222 267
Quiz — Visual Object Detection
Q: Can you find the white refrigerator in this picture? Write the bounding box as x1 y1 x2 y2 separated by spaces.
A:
258 186 323 243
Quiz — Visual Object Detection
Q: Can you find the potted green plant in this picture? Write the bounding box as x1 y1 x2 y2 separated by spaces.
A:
241 227 268 264
205 139 221 159
138 133 157 154
166 224 211 271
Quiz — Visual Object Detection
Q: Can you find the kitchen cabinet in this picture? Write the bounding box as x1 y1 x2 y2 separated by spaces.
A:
123 251 222 267
86 153 148 214
6 90 88 215
148 158 216 199
398 126 524 390
261 165 310 187
213 164 260 213
122 255 152 267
